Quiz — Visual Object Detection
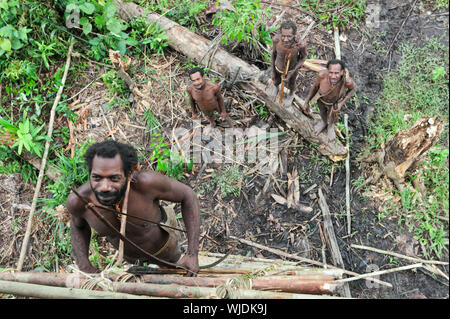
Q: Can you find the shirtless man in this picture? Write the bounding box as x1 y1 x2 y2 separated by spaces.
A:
66 140 200 276
271 20 307 106
187 67 233 128
303 59 356 142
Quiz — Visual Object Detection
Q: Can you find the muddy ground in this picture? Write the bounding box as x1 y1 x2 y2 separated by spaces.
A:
0 1 448 299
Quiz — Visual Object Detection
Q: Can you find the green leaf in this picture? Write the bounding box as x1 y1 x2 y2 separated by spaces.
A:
83 22 93 35
103 2 117 20
94 15 106 27
0 117 17 132
79 2 95 15
0 38 11 51
107 19 124 35
79 17 89 26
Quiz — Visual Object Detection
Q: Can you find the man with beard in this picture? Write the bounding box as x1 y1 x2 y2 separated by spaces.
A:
66 140 200 276
187 67 233 128
303 59 356 142
271 20 307 106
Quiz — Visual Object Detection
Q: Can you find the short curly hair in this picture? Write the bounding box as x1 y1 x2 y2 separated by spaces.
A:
84 140 138 177
280 20 297 34
189 67 205 78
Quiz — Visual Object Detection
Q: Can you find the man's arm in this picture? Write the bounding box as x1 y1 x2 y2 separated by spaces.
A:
186 87 199 119
66 193 98 273
271 38 279 80
337 77 357 111
288 42 307 78
140 172 200 275
214 85 226 119
304 71 325 111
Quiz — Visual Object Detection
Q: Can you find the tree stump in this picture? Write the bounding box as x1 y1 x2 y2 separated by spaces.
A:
359 116 444 200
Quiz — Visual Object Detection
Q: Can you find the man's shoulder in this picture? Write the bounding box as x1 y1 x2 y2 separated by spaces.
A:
133 170 167 189
318 69 328 79
186 85 194 93
66 183 91 216
206 80 220 91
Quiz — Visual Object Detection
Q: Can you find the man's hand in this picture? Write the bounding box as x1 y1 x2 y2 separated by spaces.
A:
178 253 199 277
192 113 199 120
303 101 312 115
220 112 227 121
336 101 345 112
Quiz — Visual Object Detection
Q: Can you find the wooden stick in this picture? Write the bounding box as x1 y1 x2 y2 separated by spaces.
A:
16 39 74 271
229 236 392 288
333 27 341 60
351 244 449 266
318 188 352 298
334 263 423 284
117 175 132 265
344 114 351 235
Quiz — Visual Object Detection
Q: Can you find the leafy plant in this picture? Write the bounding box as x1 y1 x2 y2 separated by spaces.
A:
212 0 275 47
211 165 244 197
0 114 47 157
300 0 367 31
149 132 193 180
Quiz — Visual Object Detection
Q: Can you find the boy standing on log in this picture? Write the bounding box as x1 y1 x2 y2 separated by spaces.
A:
271 20 307 106
303 59 356 142
187 67 233 128
66 140 201 276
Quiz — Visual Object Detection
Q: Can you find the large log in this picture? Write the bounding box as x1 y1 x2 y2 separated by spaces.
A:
114 1 347 159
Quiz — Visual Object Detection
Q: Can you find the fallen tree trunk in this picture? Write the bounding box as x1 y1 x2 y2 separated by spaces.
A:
114 0 347 160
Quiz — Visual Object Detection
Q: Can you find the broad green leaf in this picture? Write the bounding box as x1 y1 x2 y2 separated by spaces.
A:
79 17 89 26
82 22 92 35
103 2 117 20
0 38 11 51
79 2 95 15
94 15 106 27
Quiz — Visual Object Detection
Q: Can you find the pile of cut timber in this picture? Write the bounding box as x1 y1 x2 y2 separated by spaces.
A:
0 252 349 299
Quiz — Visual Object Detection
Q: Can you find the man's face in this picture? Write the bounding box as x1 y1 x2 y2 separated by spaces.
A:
328 64 344 85
89 154 127 206
281 28 295 47
190 72 205 90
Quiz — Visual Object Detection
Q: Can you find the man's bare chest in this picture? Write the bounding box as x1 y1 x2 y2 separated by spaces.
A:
191 89 217 104
83 193 161 238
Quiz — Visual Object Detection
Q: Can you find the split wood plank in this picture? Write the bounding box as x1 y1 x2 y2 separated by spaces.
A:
317 188 352 298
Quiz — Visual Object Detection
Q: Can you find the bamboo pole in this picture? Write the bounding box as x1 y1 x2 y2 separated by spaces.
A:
140 275 340 295
334 263 423 284
16 38 74 271
351 244 449 266
344 114 351 235
0 280 151 299
229 236 393 288
0 273 346 299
